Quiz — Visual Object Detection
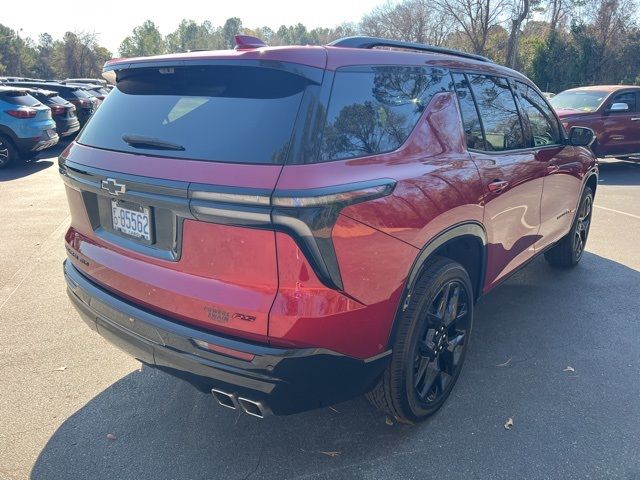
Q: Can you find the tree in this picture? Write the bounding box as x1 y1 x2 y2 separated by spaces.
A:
221 17 242 49
119 20 164 57
165 20 219 52
360 0 454 45
505 0 538 68
435 0 507 55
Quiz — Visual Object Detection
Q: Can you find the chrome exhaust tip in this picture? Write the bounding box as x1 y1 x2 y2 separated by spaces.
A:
237 397 269 418
211 388 238 410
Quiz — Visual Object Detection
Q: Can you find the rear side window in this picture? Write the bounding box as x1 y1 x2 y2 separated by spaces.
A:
452 73 486 150
515 82 561 147
78 66 312 164
468 75 526 151
0 91 40 106
320 66 451 161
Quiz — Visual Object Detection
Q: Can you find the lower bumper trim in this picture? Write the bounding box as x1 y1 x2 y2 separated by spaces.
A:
64 260 391 415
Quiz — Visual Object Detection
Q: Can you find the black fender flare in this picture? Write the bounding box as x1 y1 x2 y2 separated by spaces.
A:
386 221 487 348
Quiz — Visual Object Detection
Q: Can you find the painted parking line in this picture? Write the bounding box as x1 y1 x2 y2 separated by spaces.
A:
594 204 640 220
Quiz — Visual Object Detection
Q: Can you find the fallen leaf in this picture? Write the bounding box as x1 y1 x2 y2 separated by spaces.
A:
385 416 394 426
53 366 66 371
319 451 341 457
504 417 514 430
496 358 512 367
106 433 116 441
563 366 575 372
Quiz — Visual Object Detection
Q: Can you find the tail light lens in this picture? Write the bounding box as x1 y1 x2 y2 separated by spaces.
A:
5 108 37 119
50 105 65 116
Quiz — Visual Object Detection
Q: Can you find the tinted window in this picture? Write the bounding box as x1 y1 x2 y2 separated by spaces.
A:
468 75 525 151
72 89 93 99
515 82 561 147
0 91 40 106
78 65 311 164
320 66 450 161
452 73 486 150
47 95 68 105
610 91 636 112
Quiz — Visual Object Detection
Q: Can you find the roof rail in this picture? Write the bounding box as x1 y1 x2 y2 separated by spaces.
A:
328 36 492 63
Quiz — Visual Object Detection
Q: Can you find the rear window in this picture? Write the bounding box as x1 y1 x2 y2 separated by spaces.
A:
77 65 311 164
47 95 68 105
71 89 93 99
320 66 451 161
0 91 40 106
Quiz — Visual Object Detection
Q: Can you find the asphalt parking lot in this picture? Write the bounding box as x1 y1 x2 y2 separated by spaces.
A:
1 143 639 480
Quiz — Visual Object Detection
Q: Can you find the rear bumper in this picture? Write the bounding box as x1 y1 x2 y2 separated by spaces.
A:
64 260 390 415
56 118 81 137
14 134 59 154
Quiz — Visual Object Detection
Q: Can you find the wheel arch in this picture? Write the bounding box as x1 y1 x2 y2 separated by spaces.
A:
386 221 487 348
0 125 18 146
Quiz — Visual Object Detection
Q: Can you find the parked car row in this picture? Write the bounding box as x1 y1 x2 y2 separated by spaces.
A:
0 77 108 168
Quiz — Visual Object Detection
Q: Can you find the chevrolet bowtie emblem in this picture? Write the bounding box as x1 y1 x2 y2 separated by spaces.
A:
101 178 126 196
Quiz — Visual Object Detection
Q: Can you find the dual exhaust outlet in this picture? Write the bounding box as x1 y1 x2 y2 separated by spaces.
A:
211 388 270 418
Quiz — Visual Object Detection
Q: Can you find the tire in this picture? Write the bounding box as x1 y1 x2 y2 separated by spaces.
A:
366 257 474 424
0 136 18 169
544 186 593 268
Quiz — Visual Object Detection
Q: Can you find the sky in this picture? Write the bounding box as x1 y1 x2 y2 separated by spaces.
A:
3 0 381 54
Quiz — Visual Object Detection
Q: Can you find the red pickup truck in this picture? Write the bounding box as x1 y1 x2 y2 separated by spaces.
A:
551 85 640 159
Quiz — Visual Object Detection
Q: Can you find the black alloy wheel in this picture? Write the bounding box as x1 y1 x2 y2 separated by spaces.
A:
412 280 471 407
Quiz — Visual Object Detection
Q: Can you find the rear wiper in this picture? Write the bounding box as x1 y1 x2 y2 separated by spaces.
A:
122 134 185 151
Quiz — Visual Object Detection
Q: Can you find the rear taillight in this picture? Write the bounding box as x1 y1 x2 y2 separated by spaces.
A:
50 105 65 116
5 108 37 119
71 99 91 108
189 179 396 291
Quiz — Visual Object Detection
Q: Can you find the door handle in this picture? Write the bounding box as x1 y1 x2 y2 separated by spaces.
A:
631 117 640 121
488 180 509 193
547 163 560 174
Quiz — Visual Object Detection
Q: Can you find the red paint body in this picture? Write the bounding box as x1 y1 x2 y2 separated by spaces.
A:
63 44 597 361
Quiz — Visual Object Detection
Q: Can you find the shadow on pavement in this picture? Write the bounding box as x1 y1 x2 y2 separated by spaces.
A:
0 140 71 182
597 157 640 186
30 253 640 480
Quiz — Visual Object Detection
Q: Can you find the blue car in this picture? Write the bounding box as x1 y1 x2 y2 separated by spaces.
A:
0 86 59 168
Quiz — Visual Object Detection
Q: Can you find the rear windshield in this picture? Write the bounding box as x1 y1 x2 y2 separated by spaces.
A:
71 89 93 99
550 90 608 112
0 91 40 106
77 65 310 164
47 95 68 105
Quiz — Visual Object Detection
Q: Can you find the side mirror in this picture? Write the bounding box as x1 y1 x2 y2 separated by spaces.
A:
569 126 595 147
608 102 629 112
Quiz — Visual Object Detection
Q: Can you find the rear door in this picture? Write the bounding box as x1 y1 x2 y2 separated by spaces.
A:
63 63 317 340
453 73 546 290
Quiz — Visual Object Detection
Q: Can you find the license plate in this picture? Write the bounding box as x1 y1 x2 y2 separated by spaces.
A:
111 200 152 242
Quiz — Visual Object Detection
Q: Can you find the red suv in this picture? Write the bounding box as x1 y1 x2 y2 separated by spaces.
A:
62 36 598 423
551 85 640 159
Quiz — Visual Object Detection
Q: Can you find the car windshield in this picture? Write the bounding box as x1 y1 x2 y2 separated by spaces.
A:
550 90 608 112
